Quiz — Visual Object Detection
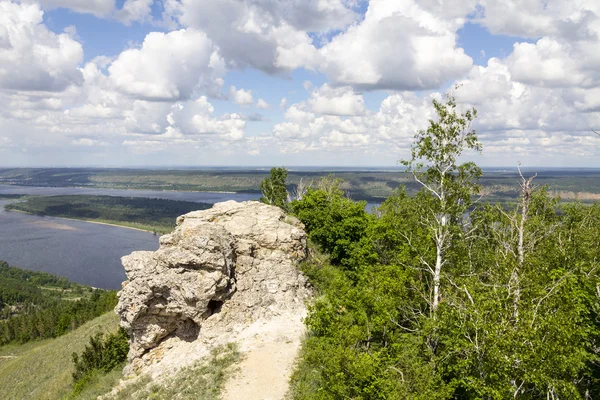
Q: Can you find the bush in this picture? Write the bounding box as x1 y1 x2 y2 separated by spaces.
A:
291 180 371 268
71 327 129 393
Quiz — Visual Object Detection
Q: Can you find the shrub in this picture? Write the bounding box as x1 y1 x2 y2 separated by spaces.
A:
291 179 371 268
71 327 129 393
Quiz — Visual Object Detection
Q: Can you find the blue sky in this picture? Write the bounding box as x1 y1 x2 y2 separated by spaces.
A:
0 0 598 167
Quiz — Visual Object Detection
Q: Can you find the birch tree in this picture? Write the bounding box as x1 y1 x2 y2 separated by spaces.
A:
402 93 482 312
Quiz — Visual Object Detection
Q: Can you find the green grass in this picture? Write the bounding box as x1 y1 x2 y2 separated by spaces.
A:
104 343 241 400
63 365 126 400
0 312 120 400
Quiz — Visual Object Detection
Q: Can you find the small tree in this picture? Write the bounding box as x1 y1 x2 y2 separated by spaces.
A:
402 92 482 312
260 167 289 210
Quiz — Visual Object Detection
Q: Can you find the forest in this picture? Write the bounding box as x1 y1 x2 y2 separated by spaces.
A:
5 195 211 234
1 166 599 205
0 261 118 346
258 95 600 399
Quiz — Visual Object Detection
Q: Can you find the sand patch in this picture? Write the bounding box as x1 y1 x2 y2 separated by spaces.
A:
27 220 78 231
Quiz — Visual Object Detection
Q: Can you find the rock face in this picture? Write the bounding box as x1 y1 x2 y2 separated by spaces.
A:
116 201 310 369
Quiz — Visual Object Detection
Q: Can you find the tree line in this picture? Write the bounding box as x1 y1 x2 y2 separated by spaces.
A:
0 261 118 346
261 94 600 399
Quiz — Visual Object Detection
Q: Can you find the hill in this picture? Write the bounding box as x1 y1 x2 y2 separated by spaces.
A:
0 312 120 400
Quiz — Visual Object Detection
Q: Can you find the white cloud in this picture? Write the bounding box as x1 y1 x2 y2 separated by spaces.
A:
165 0 357 73
31 0 153 23
318 0 474 90
115 0 154 24
504 36 600 90
280 97 288 109
71 138 109 147
309 84 365 116
256 98 270 109
271 91 436 153
33 0 115 17
476 0 600 39
230 86 254 105
284 104 316 125
108 29 224 101
0 1 84 91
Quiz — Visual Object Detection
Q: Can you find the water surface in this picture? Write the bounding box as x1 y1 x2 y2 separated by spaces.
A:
0 186 258 289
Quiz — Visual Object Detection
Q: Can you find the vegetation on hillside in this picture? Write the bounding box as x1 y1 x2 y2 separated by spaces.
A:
0 261 118 346
5 195 211 234
0 312 120 400
284 95 600 399
101 343 240 400
70 328 129 396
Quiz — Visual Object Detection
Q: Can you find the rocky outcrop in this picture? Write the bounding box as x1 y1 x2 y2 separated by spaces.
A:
116 201 310 372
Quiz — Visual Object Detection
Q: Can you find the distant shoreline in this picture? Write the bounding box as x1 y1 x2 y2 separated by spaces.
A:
5 208 162 234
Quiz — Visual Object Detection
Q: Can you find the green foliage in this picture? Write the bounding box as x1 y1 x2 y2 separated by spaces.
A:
402 92 483 214
0 262 118 346
0 312 120 400
260 167 290 210
71 327 129 395
291 177 372 267
0 260 78 308
5 195 210 234
294 183 600 399
292 100 600 400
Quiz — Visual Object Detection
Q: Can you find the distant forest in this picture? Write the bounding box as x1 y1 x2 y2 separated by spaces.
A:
0 261 117 346
5 195 211 234
1 167 600 204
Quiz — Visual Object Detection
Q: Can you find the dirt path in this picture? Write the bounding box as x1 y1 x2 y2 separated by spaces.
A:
221 310 306 400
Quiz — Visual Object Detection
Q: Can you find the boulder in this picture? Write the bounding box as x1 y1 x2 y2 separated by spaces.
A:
116 201 310 366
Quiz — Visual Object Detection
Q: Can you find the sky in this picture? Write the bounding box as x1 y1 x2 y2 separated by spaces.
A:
0 0 599 168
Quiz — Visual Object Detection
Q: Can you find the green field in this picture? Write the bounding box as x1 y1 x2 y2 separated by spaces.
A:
5 195 211 234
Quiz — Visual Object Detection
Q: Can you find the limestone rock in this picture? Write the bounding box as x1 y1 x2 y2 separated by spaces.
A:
116 201 310 368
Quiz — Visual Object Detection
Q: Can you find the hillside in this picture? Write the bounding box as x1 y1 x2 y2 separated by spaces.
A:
0 312 120 400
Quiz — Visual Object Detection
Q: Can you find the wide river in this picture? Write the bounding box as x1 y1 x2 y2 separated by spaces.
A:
0 185 258 289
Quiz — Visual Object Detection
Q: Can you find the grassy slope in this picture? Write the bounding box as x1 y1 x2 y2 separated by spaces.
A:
0 312 120 400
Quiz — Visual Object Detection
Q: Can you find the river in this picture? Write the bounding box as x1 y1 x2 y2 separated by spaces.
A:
0 186 259 289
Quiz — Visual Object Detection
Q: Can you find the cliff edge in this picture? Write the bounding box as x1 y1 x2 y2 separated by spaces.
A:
115 200 311 398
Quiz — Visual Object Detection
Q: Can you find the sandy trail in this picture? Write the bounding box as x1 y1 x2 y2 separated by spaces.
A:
221 311 306 400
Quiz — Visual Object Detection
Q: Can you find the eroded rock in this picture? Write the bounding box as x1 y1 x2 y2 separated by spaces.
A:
116 201 310 369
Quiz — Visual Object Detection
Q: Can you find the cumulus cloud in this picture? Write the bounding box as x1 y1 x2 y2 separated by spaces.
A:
271 92 436 153
473 2 600 90
319 0 474 90
164 0 357 73
33 0 115 17
108 29 225 101
309 84 365 116
2 0 600 166
230 86 254 106
0 1 84 91
115 0 154 24
29 0 153 23
71 138 109 147
476 0 599 39
256 98 270 109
